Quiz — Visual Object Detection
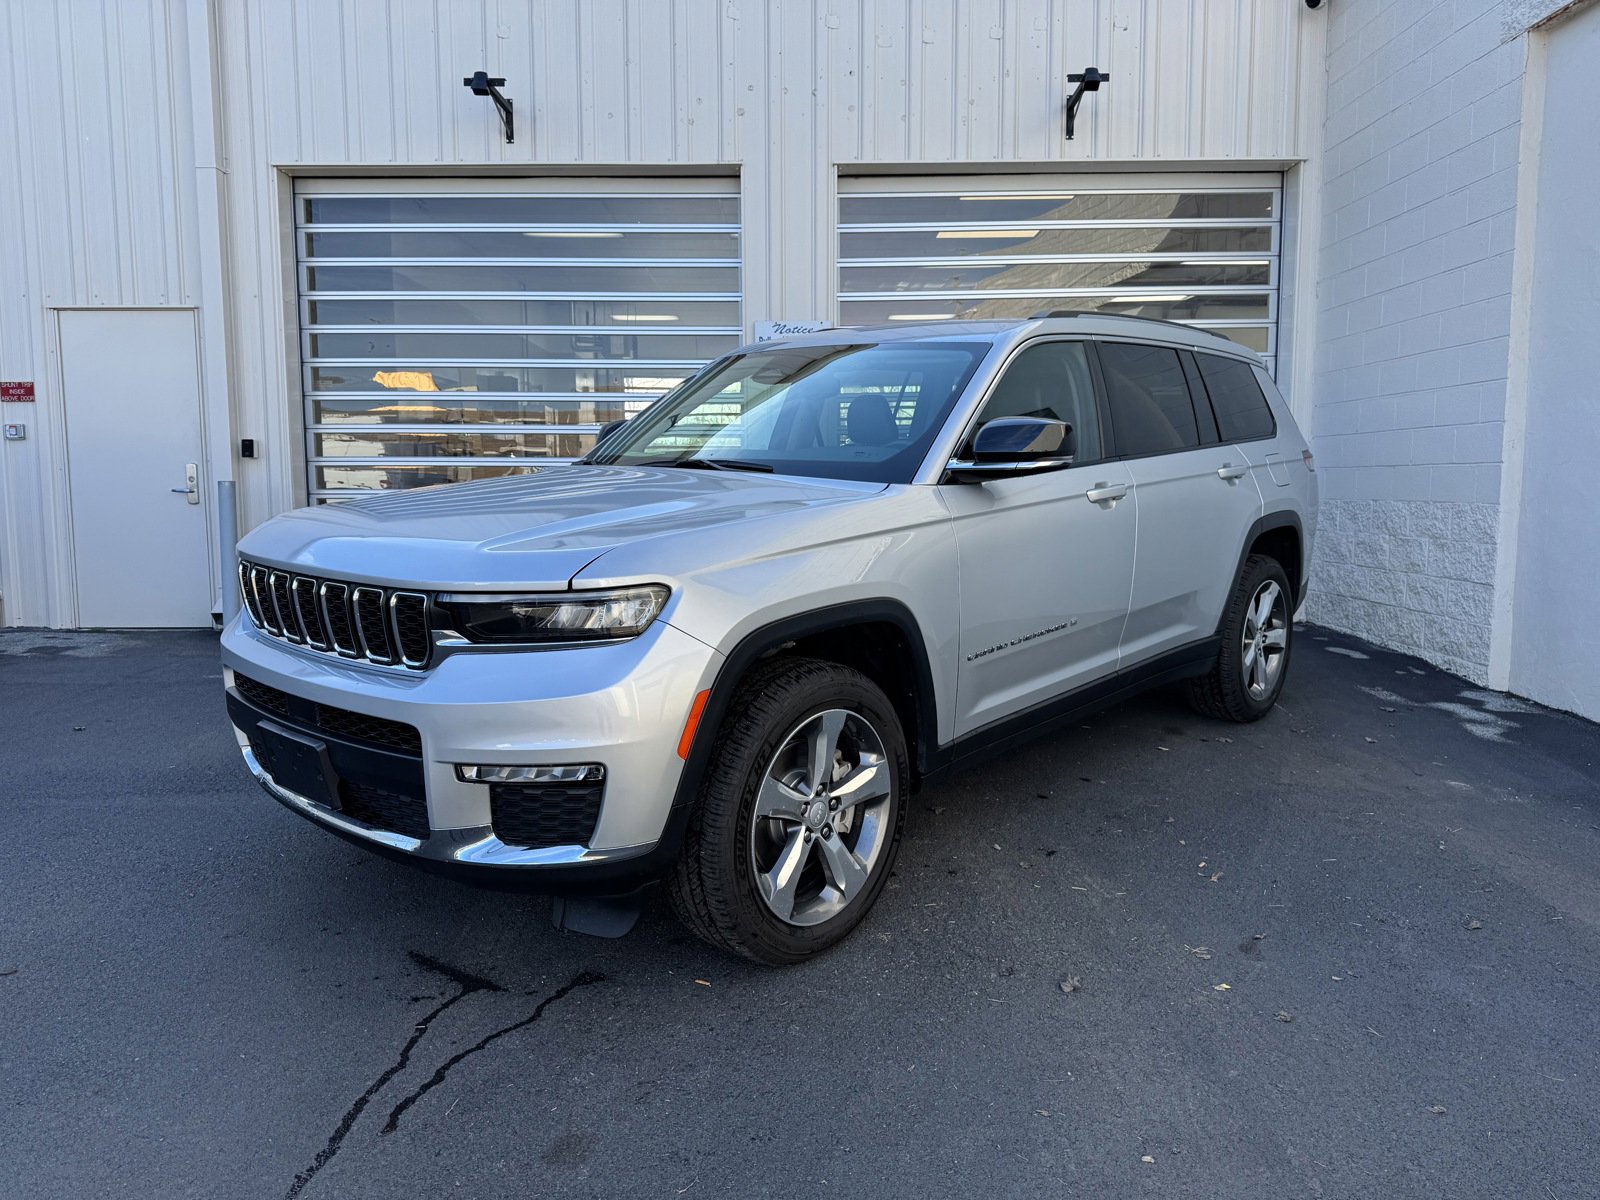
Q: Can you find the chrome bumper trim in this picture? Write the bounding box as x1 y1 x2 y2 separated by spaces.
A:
241 747 652 869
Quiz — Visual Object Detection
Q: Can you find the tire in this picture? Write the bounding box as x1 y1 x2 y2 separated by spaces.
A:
1186 554 1294 723
667 656 909 965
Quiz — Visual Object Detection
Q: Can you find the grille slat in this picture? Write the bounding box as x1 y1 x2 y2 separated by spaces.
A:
238 562 265 627
239 560 431 670
292 576 328 649
353 586 396 664
269 571 302 643
321 582 358 656
392 593 431 667
252 565 281 635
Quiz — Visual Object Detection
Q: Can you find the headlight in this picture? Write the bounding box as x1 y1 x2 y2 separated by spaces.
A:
439 584 670 644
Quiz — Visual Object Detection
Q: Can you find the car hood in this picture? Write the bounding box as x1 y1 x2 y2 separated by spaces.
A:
236 464 889 589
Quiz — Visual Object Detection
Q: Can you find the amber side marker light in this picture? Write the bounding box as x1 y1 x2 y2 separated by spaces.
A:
678 689 712 759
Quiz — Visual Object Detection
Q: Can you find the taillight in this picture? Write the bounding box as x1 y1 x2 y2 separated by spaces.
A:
1302 448 1316 473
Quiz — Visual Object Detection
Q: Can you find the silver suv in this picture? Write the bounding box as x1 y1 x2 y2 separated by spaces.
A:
222 314 1316 964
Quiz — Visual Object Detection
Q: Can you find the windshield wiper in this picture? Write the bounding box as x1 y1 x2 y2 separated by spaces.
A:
637 456 775 473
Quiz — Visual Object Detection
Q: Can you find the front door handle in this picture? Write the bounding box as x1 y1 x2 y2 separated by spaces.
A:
172 463 200 504
1217 464 1248 481
1085 483 1128 504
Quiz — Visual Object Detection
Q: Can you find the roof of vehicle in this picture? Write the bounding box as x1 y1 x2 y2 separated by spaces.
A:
745 313 1261 362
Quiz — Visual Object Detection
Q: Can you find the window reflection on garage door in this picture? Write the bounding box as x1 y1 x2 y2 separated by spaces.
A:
295 179 741 500
837 173 1280 371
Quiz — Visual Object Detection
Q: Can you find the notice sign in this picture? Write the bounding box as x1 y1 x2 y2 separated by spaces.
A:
754 319 831 342
1 381 34 403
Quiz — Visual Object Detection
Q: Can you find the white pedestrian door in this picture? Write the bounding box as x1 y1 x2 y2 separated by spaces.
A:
60 309 213 627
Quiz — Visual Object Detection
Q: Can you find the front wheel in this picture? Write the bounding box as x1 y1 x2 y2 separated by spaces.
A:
1186 554 1294 722
667 657 908 965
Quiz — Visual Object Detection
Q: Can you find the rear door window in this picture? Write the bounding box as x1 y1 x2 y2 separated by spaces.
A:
1194 352 1276 442
1096 342 1200 457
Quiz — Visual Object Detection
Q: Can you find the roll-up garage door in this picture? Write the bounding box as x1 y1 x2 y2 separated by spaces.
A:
295 178 741 500
838 172 1280 373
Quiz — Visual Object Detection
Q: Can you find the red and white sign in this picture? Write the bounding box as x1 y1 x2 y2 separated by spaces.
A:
0 381 35 403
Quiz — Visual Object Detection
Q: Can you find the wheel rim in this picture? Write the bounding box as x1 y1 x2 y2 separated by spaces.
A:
748 707 894 928
1240 579 1289 701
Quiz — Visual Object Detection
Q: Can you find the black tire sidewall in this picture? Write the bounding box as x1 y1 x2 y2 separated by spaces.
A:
697 661 908 964
1220 556 1294 719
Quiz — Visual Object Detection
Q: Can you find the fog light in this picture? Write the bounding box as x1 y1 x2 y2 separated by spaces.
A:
456 764 605 784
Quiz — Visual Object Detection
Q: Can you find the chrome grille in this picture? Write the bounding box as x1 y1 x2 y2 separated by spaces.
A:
240 560 433 669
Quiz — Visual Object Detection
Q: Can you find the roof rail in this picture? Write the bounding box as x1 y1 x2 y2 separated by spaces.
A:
1029 309 1212 335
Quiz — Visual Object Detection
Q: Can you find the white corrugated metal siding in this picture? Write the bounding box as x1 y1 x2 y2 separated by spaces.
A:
1 0 1318 625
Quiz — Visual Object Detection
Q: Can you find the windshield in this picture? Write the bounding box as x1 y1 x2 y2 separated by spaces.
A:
586 341 989 483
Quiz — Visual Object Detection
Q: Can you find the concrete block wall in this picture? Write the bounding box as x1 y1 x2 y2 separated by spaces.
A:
1307 0 1527 683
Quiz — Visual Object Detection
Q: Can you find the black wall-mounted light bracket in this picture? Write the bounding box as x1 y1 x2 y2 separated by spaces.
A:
1063 67 1109 140
463 71 514 143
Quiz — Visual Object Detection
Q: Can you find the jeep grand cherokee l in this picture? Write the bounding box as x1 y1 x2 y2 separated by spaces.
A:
222 314 1316 964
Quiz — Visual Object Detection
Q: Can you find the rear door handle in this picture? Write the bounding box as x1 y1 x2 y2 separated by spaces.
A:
1217 464 1248 481
1086 483 1128 504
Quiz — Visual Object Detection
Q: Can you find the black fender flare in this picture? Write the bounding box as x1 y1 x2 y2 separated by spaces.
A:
664 598 940 825
1218 510 1307 635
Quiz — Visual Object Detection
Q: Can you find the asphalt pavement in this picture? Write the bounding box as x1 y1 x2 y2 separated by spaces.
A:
3 625 1598 1199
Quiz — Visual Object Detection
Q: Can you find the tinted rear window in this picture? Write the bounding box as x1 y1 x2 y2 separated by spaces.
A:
1098 342 1200 457
1195 353 1276 442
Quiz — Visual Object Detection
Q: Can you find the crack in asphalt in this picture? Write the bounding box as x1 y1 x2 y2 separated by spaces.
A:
380 969 607 1134
283 952 505 1200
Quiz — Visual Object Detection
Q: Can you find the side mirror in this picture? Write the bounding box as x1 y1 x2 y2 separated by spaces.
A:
946 418 1075 482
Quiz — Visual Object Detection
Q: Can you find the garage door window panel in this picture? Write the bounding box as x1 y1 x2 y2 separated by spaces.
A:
297 181 739 499
304 229 739 260
840 226 1273 260
302 263 738 294
838 191 1275 224
303 298 740 328
838 180 1280 366
304 195 739 225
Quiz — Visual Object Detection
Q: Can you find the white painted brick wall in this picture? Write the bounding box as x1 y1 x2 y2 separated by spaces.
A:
1307 0 1527 683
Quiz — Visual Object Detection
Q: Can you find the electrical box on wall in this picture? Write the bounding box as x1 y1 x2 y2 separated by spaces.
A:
3 423 25 441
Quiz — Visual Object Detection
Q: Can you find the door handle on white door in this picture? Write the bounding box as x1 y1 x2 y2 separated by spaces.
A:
1085 483 1128 504
172 463 200 504
1217 464 1248 481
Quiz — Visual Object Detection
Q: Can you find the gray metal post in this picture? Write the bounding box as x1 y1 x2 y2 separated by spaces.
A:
217 479 240 621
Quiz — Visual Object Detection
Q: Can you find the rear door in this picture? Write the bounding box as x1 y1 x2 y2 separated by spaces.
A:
1097 339 1263 666
1192 351 1292 491
944 339 1136 736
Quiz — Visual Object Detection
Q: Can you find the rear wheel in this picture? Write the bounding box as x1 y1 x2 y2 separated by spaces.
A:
1186 554 1293 722
667 657 907 965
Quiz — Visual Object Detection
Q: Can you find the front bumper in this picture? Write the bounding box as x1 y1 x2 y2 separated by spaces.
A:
220 611 721 888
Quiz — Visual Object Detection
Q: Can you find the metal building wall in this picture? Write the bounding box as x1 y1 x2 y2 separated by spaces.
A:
0 0 205 626
0 0 1319 627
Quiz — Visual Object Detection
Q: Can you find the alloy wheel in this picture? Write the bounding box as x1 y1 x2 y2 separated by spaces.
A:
1240 579 1288 701
748 707 894 927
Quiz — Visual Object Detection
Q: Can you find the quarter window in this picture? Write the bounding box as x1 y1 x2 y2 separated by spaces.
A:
1097 342 1200 457
1194 353 1276 442
970 341 1101 462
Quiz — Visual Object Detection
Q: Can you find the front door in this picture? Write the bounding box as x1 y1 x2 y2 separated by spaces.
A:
60 309 212 627
945 340 1137 737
